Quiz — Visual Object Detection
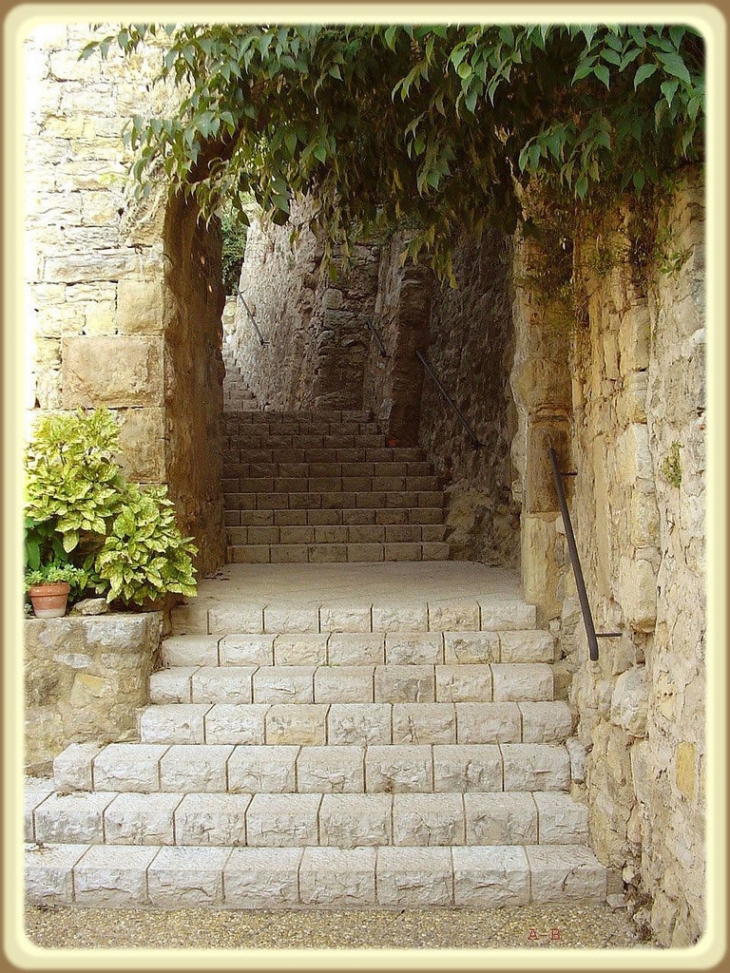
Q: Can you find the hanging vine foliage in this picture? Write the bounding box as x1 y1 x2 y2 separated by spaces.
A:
82 23 705 283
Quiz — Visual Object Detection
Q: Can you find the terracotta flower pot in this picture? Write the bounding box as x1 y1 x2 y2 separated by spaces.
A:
28 581 70 619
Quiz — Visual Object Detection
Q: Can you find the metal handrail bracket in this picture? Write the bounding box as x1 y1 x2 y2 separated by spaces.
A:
548 446 620 662
234 288 268 347
416 350 483 449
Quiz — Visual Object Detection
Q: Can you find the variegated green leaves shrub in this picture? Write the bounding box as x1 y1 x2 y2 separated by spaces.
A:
24 409 197 606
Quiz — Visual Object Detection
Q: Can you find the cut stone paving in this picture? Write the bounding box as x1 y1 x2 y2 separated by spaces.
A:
27 410 612 910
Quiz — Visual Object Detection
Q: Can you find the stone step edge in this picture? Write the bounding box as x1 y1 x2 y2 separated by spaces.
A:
29 791 587 848
52 740 575 792
170 602 539 636
26 842 609 909
157 636 554 669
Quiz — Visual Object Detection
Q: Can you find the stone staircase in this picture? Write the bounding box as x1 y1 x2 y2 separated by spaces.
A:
26 583 610 910
222 342 258 413
223 410 451 564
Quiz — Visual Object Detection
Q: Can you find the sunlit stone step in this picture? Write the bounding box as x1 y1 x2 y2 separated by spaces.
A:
25 842 607 909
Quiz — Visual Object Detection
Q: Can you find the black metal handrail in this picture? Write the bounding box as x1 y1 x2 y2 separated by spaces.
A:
234 288 268 347
548 446 620 661
416 350 483 449
364 317 388 358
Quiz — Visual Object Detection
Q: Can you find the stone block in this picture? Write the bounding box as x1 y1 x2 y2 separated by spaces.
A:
159 745 234 792
519 702 573 743
435 665 493 703
299 848 377 907
319 606 372 632
116 277 167 334
328 633 384 666
253 666 314 704
314 666 374 703
273 635 327 666
319 794 392 847
227 745 298 793
246 794 321 846
376 847 453 906
223 847 302 908
385 633 443 665
610 666 648 737
392 703 456 745
533 792 589 844
427 601 480 631
148 847 230 907
443 632 500 665
61 336 163 408
34 792 114 845
104 793 182 845
160 636 219 667
372 604 428 631
433 745 502 792
266 704 328 745
393 794 465 846
192 667 256 705
630 740 652 805
264 606 319 634
208 607 264 635
455 703 521 744
204 704 268 746
618 556 657 632
499 631 555 663
73 845 157 906
24 781 55 841
25 843 87 906
374 665 435 703
453 846 530 907
501 744 570 791
149 668 198 705
328 703 391 746
465 792 538 844
297 746 365 793
365 745 433 793
219 635 275 666
174 794 251 846
116 407 166 481
526 845 607 902
478 601 537 631
140 704 208 745
492 663 553 702
53 743 103 792
93 744 168 792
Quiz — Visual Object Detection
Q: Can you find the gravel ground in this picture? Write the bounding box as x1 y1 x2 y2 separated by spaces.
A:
25 903 655 951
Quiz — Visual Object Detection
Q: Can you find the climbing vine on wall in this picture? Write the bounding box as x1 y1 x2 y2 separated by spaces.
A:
83 23 705 283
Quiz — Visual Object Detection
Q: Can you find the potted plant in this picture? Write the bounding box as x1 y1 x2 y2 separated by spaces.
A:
24 408 198 613
25 562 87 618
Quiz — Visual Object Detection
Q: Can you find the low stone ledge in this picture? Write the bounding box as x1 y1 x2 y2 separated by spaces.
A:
25 612 162 774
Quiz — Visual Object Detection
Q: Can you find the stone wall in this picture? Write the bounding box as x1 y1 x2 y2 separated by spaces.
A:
25 613 162 774
233 204 381 411
510 170 706 946
24 24 226 575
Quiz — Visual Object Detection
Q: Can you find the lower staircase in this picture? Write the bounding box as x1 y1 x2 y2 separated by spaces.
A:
26 575 610 909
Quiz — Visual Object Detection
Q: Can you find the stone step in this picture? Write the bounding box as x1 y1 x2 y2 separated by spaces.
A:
221 460 435 477
226 525 448 546
158 630 554 669
232 447 425 464
228 542 451 564
29 790 585 847
222 476 442 494
170 598 538 636
225 420 382 435
224 493 446 513
227 433 387 450
134 703 570 747
147 662 553 707
224 409 374 423
225 508 446 529
25 842 608 909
